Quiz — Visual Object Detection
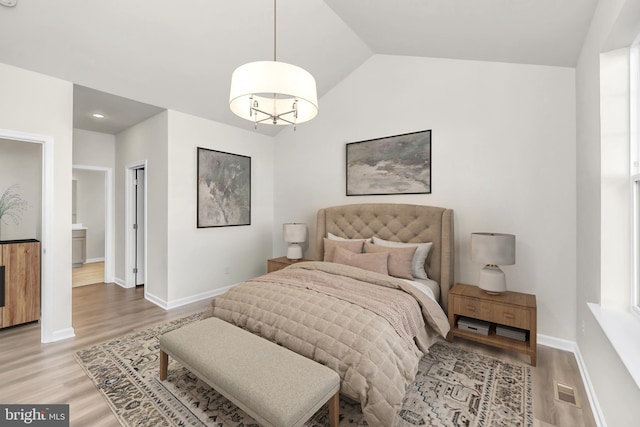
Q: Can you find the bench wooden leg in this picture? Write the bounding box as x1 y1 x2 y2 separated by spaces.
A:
328 391 339 427
159 349 168 381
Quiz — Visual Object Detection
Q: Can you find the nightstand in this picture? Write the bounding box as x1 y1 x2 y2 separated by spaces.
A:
267 256 312 273
447 283 537 366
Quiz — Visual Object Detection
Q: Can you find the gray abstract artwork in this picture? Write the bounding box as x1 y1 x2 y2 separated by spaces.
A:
346 130 431 195
197 148 251 227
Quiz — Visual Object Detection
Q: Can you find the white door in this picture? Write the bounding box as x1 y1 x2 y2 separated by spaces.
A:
135 168 145 286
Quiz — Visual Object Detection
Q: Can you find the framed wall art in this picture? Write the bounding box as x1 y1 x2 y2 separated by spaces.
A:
197 147 251 227
346 129 431 196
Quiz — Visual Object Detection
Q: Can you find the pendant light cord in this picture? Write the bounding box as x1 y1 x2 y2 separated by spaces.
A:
273 0 277 61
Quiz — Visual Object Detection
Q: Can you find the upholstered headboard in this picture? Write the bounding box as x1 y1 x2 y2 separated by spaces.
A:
316 203 454 310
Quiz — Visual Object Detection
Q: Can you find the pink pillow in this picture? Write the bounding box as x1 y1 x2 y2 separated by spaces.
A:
323 238 364 262
333 246 389 275
364 242 416 279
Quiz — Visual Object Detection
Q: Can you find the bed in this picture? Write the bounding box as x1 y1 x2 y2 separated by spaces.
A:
206 203 454 426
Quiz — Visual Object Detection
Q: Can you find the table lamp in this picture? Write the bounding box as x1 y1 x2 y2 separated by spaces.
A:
471 232 516 294
283 223 306 260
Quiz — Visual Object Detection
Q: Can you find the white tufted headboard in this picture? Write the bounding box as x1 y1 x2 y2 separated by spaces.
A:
316 203 454 310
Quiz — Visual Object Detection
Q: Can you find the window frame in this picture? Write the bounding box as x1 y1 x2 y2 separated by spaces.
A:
632 175 640 316
631 42 640 318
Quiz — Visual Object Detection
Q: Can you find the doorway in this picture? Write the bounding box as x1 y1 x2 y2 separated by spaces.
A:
0 128 61 343
71 165 113 286
125 162 146 288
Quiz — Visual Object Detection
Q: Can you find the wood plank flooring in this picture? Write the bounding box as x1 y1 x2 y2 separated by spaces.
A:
72 261 105 287
0 283 598 427
0 283 210 426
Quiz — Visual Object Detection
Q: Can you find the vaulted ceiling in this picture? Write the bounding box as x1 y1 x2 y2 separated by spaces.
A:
0 0 598 135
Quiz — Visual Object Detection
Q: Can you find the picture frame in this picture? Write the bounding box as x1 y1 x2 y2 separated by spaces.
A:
197 147 251 227
346 130 431 196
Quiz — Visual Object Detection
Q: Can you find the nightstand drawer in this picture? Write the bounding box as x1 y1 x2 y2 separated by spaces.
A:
486 304 531 329
452 296 484 318
453 296 531 329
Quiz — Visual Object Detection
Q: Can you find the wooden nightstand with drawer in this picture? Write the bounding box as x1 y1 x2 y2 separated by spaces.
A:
447 283 537 366
267 256 312 273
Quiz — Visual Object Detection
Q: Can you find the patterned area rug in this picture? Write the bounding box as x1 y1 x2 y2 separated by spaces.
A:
74 313 533 427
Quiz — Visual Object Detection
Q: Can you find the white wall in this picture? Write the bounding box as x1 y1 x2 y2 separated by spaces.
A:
73 128 116 168
576 0 640 425
166 110 275 305
114 109 275 308
0 138 41 240
0 62 74 342
274 54 577 341
115 111 169 300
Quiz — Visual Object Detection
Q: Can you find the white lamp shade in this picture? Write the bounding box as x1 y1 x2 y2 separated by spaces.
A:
229 61 318 125
471 232 515 294
471 233 515 266
283 223 306 243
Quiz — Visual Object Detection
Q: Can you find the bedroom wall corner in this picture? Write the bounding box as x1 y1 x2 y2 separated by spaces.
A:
115 111 170 301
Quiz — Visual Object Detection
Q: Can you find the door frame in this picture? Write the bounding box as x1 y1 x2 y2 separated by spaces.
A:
72 165 114 283
125 160 147 288
0 127 60 343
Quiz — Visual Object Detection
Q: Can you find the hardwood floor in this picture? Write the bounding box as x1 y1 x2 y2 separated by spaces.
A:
72 261 105 287
0 283 210 426
0 283 597 427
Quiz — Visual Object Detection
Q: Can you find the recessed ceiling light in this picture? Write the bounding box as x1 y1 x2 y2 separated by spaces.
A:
92 113 105 119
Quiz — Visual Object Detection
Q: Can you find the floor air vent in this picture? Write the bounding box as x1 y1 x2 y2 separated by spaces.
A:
554 381 580 407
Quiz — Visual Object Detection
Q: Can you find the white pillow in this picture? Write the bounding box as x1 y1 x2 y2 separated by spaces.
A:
372 236 432 280
327 232 372 243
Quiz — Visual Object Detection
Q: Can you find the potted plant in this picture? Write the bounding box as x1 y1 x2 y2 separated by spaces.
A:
0 184 28 240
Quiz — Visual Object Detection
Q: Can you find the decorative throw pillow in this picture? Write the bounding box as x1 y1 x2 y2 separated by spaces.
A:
323 238 364 262
364 242 416 280
372 236 433 279
333 246 389 276
327 232 372 243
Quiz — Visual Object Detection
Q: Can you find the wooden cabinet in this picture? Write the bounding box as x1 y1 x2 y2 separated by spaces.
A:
267 256 312 273
0 239 40 329
447 283 537 366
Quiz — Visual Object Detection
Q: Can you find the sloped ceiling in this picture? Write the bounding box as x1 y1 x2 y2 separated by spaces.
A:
0 0 597 135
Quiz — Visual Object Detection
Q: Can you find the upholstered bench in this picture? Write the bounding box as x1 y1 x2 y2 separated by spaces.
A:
159 317 341 427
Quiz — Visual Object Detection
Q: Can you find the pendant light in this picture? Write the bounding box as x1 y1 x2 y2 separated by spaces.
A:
229 0 318 130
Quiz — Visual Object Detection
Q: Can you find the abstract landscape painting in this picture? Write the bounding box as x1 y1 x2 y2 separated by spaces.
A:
346 130 431 196
197 148 251 227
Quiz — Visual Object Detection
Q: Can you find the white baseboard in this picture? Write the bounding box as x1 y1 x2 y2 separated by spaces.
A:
85 257 105 264
537 333 606 427
573 344 608 427
144 284 236 310
42 327 75 343
113 277 131 288
537 333 576 352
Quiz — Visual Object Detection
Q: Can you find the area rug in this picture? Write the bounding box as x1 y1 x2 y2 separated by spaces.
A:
74 313 533 427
